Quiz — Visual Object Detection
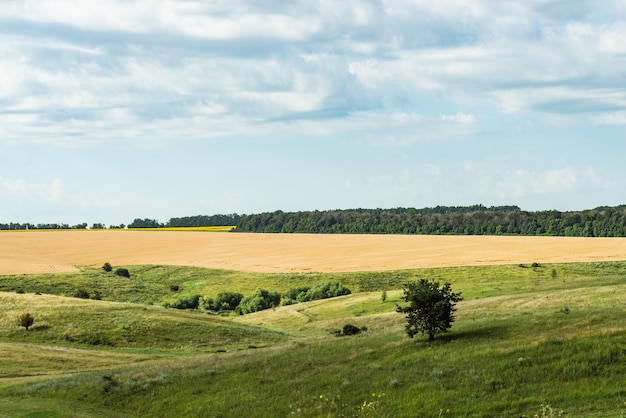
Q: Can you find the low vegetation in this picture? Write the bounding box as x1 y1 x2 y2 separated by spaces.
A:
0 261 625 416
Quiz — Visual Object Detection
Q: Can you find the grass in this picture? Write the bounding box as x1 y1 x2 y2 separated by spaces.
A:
1 261 625 416
0 293 290 356
2 261 625 306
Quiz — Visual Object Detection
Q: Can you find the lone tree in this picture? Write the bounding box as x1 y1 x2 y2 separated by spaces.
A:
396 279 463 341
17 313 35 330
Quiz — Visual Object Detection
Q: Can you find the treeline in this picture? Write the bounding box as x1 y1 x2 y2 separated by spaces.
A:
234 205 626 237
0 214 241 230
0 222 91 230
6 205 626 236
128 214 243 228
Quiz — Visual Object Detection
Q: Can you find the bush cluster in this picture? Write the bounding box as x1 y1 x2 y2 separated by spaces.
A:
331 324 368 337
164 294 202 310
165 280 351 316
281 281 351 305
199 292 244 312
101 262 131 278
237 289 281 314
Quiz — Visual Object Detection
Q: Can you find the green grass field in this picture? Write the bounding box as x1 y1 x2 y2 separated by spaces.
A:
1 262 625 417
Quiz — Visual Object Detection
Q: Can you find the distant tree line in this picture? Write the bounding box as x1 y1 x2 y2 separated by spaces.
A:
127 214 242 228
5 205 626 236
0 214 241 230
233 205 626 237
167 214 243 227
0 222 89 230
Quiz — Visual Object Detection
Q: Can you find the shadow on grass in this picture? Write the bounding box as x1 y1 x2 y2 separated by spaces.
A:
30 325 51 332
431 323 511 344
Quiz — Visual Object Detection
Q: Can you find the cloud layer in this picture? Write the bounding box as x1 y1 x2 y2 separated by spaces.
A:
2 0 625 146
1 1 625 223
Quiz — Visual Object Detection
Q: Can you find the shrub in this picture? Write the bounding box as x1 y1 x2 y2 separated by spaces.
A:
341 324 362 336
114 268 130 278
74 289 91 299
238 288 281 314
332 324 368 337
17 313 35 330
211 291 244 312
281 286 311 306
280 281 352 306
302 280 351 302
167 294 202 310
102 262 112 272
169 284 180 292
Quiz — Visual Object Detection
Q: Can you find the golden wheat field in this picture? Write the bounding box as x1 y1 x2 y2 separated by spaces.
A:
1 230 626 275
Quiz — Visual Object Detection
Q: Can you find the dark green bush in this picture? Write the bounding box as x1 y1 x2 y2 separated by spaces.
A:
166 294 202 310
280 286 311 305
301 281 351 302
210 291 244 312
102 262 112 272
332 324 367 337
114 268 130 278
341 324 362 335
237 288 281 314
74 289 91 299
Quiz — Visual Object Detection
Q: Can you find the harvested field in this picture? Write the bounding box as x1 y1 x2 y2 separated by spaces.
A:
2 230 626 275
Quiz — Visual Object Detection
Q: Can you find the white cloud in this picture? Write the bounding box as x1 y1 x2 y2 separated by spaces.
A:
2 0 625 149
0 177 64 203
441 113 475 123
501 167 579 197
592 112 626 125
0 177 119 211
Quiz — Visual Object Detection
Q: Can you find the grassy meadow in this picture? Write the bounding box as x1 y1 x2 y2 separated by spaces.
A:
0 261 625 416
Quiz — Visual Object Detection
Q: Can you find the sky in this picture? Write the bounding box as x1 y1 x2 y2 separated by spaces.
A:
1 1 626 226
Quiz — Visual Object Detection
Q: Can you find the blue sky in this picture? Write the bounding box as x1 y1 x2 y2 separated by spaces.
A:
1 1 625 225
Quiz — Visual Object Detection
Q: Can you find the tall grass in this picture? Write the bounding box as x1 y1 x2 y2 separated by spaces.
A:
0 261 625 416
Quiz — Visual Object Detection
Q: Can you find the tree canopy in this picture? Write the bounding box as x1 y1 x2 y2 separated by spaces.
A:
233 205 626 237
397 279 463 341
4 205 626 236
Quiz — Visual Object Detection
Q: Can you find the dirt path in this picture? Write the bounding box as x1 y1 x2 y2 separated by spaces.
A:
1 230 625 275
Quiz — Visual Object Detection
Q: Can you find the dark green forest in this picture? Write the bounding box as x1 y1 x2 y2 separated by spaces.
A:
234 204 626 237
4 205 626 237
